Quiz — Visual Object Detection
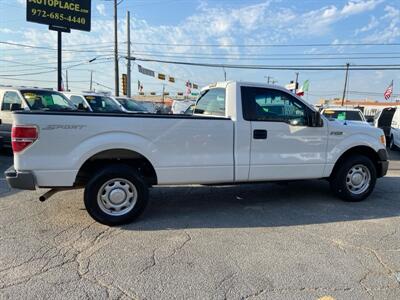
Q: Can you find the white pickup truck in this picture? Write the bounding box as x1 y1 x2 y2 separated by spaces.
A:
6 82 389 225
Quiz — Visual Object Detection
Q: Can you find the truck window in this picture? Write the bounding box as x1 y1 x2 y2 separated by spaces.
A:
1 91 22 111
70 95 89 110
323 110 363 121
21 90 75 111
194 88 225 116
70 95 84 106
241 87 308 126
84 95 121 113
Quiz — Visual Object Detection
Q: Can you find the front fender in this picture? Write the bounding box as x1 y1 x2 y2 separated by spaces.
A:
323 133 384 177
327 134 383 164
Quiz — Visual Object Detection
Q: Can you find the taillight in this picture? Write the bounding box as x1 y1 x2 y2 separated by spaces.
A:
11 125 38 153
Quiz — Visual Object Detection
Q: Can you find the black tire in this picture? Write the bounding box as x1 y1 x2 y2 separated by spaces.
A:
330 155 377 202
84 164 149 226
389 135 398 150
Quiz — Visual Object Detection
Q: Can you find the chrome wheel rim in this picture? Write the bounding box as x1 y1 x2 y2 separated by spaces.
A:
97 178 138 216
346 164 371 195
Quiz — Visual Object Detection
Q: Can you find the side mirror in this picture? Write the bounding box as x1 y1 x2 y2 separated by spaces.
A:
10 103 22 111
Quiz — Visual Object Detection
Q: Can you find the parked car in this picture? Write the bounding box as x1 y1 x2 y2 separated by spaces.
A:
390 107 400 150
321 107 368 125
6 81 388 225
171 100 196 114
63 93 124 113
115 97 149 113
0 87 76 148
139 101 157 113
184 104 195 115
0 119 3 150
374 107 396 145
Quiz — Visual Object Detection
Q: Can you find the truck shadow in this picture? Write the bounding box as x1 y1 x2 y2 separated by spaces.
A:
388 149 400 171
123 177 400 231
0 152 20 198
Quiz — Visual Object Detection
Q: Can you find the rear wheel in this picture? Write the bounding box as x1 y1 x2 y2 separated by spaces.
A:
84 164 149 226
330 155 376 202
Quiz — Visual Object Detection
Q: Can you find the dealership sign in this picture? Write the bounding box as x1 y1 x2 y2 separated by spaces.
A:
27 0 91 32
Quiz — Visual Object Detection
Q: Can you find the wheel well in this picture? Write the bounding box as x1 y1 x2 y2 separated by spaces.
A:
75 149 157 186
331 146 380 177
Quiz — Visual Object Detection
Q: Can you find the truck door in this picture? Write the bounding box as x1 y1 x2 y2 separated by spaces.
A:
0 91 23 147
241 86 328 181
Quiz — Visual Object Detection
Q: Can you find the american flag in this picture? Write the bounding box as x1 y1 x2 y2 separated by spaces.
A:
384 80 393 100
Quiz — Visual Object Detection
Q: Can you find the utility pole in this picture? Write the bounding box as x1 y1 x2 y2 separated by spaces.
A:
294 72 299 94
127 11 131 97
66 69 69 92
265 76 272 84
341 63 350 106
162 84 165 104
57 31 62 91
114 0 119 96
90 71 93 91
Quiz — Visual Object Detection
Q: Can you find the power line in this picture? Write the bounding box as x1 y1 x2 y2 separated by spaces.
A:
134 53 400 61
131 57 400 70
0 41 114 53
131 41 400 48
131 50 400 57
0 70 56 77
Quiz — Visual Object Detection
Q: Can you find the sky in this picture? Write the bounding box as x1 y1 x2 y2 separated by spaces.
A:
1 0 400 103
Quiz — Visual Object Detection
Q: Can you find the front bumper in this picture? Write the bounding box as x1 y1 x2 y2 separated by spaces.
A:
5 166 36 190
377 149 389 178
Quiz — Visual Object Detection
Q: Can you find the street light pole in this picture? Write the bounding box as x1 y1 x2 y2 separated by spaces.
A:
114 0 119 96
90 71 93 91
127 11 131 97
341 63 350 106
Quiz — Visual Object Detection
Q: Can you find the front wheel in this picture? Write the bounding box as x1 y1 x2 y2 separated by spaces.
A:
84 164 149 226
330 155 377 202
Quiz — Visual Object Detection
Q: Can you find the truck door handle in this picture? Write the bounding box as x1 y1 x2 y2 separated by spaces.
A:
253 129 267 139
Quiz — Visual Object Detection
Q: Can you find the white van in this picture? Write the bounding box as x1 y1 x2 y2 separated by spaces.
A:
390 108 400 150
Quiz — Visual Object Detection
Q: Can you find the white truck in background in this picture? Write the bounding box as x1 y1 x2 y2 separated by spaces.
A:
6 81 389 225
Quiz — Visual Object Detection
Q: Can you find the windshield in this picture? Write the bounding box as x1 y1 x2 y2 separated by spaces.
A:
323 110 363 121
84 95 122 112
116 98 147 112
21 90 76 111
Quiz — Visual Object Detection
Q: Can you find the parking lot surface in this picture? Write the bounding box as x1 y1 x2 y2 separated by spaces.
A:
0 151 400 300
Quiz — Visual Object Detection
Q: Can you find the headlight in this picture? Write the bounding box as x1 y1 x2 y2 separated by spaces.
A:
380 135 386 145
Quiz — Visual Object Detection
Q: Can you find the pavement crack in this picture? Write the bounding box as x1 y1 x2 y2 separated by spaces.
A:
138 248 157 275
165 230 192 259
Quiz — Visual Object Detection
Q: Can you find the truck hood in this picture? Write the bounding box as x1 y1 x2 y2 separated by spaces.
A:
327 119 384 139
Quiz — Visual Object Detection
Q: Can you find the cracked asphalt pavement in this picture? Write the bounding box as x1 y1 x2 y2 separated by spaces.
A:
0 151 400 299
